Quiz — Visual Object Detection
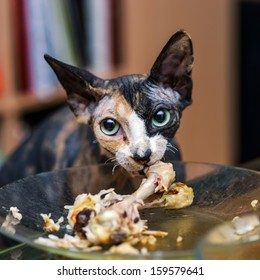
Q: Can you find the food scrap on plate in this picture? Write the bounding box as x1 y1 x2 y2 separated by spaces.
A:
35 161 194 255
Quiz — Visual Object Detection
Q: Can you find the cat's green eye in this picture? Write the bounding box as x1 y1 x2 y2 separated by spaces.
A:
100 118 120 136
152 109 171 127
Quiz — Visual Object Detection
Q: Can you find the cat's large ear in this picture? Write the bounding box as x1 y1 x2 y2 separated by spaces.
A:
44 54 105 124
148 30 193 109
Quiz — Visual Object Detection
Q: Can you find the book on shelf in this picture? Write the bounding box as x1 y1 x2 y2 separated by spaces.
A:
84 0 114 72
85 0 121 72
63 0 87 67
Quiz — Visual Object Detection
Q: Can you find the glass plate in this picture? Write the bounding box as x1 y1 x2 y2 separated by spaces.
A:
0 161 259 259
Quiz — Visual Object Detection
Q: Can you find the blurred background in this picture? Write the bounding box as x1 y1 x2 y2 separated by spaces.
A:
0 0 259 167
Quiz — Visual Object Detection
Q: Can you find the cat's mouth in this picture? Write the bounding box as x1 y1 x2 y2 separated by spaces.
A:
131 169 145 177
116 145 167 176
130 162 152 177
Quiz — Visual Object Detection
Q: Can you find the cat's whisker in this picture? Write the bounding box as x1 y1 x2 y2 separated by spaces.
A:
112 163 120 175
167 149 175 155
167 142 179 151
105 157 117 164
166 146 177 155
166 143 179 154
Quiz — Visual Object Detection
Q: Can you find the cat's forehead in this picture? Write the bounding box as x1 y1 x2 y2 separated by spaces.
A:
105 74 147 102
105 74 181 114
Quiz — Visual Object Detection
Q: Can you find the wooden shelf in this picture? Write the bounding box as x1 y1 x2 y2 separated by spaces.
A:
0 89 66 155
0 89 66 117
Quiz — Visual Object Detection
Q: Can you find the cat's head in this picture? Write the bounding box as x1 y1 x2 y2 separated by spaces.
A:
45 30 193 173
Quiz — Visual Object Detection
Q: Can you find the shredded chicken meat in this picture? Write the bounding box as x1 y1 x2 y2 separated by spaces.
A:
35 161 194 255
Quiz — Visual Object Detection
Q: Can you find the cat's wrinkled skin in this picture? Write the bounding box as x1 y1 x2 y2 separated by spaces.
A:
0 30 193 187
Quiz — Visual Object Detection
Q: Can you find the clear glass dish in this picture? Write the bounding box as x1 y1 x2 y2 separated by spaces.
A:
0 161 259 259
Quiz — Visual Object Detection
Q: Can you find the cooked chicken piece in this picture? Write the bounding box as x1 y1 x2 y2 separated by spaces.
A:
40 213 64 232
70 161 176 245
35 161 194 255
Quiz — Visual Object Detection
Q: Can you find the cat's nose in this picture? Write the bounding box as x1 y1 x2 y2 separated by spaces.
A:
133 149 152 164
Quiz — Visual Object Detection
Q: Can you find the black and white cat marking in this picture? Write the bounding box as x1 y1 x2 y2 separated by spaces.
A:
0 30 193 186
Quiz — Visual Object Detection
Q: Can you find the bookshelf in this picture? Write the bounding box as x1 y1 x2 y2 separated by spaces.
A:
0 0 122 155
0 0 238 165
